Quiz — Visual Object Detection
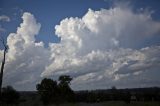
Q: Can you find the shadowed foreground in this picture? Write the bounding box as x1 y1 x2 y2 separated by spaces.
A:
1 101 160 106
44 102 160 106
1 78 160 106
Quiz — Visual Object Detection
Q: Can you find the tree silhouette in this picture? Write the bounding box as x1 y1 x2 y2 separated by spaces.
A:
1 86 20 104
36 75 75 104
0 36 8 94
36 78 59 105
58 75 72 89
58 75 75 102
59 75 72 84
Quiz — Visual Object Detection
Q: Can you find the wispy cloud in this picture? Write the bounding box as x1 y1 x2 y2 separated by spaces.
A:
0 15 11 22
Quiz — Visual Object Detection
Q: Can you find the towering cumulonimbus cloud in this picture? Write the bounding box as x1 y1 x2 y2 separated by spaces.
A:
43 7 160 90
3 12 51 90
2 5 160 90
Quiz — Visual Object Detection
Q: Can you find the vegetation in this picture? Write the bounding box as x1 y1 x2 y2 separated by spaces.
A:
6 101 160 106
36 75 75 105
75 87 160 103
36 78 59 104
0 86 20 105
0 75 160 106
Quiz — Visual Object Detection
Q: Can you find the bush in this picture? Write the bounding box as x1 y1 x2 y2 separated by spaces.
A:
0 86 20 104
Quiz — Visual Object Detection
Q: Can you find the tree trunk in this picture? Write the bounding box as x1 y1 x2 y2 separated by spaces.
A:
0 50 6 93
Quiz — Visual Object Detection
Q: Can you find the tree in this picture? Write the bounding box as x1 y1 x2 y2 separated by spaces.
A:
36 75 75 104
58 75 75 102
1 86 20 104
0 36 8 94
36 78 59 105
58 75 72 87
110 86 119 101
111 86 117 90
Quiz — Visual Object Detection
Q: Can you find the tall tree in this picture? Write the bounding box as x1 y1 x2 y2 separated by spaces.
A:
36 78 59 104
0 36 8 94
58 75 75 102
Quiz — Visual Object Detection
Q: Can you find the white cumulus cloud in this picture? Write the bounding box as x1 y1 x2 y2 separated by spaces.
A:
42 6 160 90
3 12 51 90
2 5 160 90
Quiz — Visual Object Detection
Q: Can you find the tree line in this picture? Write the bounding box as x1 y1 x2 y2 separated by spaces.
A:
0 75 160 105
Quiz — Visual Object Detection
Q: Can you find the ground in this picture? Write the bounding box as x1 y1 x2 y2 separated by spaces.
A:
2 101 157 106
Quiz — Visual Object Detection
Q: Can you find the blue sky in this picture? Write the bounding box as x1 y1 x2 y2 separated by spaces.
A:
0 0 160 91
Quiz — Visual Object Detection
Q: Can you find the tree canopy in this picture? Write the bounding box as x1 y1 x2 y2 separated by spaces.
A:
36 75 75 105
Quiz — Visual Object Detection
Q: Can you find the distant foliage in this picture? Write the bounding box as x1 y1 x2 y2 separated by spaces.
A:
0 86 20 104
36 77 160 105
36 75 75 105
75 87 160 103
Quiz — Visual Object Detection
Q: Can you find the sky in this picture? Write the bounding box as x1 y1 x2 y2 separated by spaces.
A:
0 0 160 91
